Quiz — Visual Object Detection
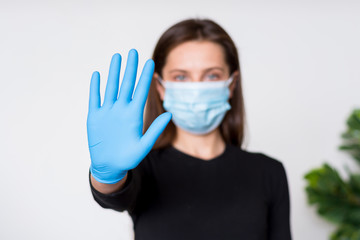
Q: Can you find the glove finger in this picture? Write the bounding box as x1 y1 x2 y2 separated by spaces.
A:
89 71 101 111
118 49 138 104
132 59 154 109
140 112 172 152
103 53 121 107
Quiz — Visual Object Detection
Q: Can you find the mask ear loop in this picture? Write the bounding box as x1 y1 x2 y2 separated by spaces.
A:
157 76 166 88
225 74 234 87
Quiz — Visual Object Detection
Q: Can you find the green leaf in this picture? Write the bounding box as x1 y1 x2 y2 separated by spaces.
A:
331 224 360 240
349 174 360 197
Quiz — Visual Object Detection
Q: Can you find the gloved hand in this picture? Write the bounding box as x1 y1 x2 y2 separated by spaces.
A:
87 49 172 184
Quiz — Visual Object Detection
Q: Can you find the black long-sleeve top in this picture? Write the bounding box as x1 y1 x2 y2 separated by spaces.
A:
90 144 292 240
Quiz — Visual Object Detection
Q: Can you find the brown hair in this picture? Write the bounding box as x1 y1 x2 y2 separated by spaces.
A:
144 18 246 149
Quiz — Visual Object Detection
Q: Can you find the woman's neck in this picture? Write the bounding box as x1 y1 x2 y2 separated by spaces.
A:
172 127 226 160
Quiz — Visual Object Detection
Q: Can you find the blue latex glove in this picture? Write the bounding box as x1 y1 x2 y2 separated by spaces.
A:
87 49 172 184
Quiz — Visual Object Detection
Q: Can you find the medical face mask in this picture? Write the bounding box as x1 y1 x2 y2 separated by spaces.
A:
159 77 233 135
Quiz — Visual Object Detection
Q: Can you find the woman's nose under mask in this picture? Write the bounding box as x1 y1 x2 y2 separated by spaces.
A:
159 76 233 135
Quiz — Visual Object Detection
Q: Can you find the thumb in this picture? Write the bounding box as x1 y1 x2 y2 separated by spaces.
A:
140 112 172 151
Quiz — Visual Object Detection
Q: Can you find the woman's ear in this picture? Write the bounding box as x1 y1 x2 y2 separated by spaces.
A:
229 70 239 99
154 72 165 101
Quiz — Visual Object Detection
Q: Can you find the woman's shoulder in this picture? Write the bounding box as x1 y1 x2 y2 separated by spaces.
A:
226 144 286 172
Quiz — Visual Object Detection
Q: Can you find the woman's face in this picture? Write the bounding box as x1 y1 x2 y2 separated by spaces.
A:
156 40 237 99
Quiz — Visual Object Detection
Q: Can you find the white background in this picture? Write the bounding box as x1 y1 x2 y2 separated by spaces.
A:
0 0 359 239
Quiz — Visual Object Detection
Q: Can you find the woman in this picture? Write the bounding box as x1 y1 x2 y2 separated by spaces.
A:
87 19 292 239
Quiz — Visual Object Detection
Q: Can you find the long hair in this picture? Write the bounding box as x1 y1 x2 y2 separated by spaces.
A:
144 18 246 149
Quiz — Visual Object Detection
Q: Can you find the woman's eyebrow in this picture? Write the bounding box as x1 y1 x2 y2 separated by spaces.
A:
203 67 225 72
168 69 187 74
168 67 225 74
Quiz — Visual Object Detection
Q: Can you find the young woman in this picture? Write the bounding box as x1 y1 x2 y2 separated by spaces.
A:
87 19 292 240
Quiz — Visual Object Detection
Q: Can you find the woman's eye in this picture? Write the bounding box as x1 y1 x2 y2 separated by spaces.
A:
174 75 187 81
206 74 220 81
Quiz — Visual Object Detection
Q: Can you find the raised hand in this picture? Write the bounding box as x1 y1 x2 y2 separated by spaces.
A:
87 49 171 184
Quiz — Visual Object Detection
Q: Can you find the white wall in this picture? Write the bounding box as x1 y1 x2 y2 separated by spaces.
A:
1 0 359 239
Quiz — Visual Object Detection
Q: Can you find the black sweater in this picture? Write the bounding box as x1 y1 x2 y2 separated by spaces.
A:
90 144 292 240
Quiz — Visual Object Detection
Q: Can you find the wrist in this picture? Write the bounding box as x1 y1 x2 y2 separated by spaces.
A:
90 172 128 194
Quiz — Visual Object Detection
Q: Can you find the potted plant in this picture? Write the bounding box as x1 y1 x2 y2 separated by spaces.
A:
304 109 360 240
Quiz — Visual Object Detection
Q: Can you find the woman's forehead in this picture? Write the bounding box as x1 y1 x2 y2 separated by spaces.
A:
163 41 228 73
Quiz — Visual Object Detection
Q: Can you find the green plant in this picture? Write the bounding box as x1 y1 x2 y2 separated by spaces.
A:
304 109 360 240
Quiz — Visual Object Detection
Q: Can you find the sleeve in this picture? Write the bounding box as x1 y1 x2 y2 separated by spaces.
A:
266 160 292 240
89 156 153 215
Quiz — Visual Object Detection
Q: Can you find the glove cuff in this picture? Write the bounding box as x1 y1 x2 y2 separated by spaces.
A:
90 165 127 184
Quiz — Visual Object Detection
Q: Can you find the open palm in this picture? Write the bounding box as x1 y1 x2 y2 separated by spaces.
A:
87 50 171 184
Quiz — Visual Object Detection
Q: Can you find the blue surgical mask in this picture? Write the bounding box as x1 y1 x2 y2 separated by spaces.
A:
159 77 233 135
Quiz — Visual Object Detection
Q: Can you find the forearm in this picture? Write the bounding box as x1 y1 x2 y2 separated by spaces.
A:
90 172 128 194
90 170 141 213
